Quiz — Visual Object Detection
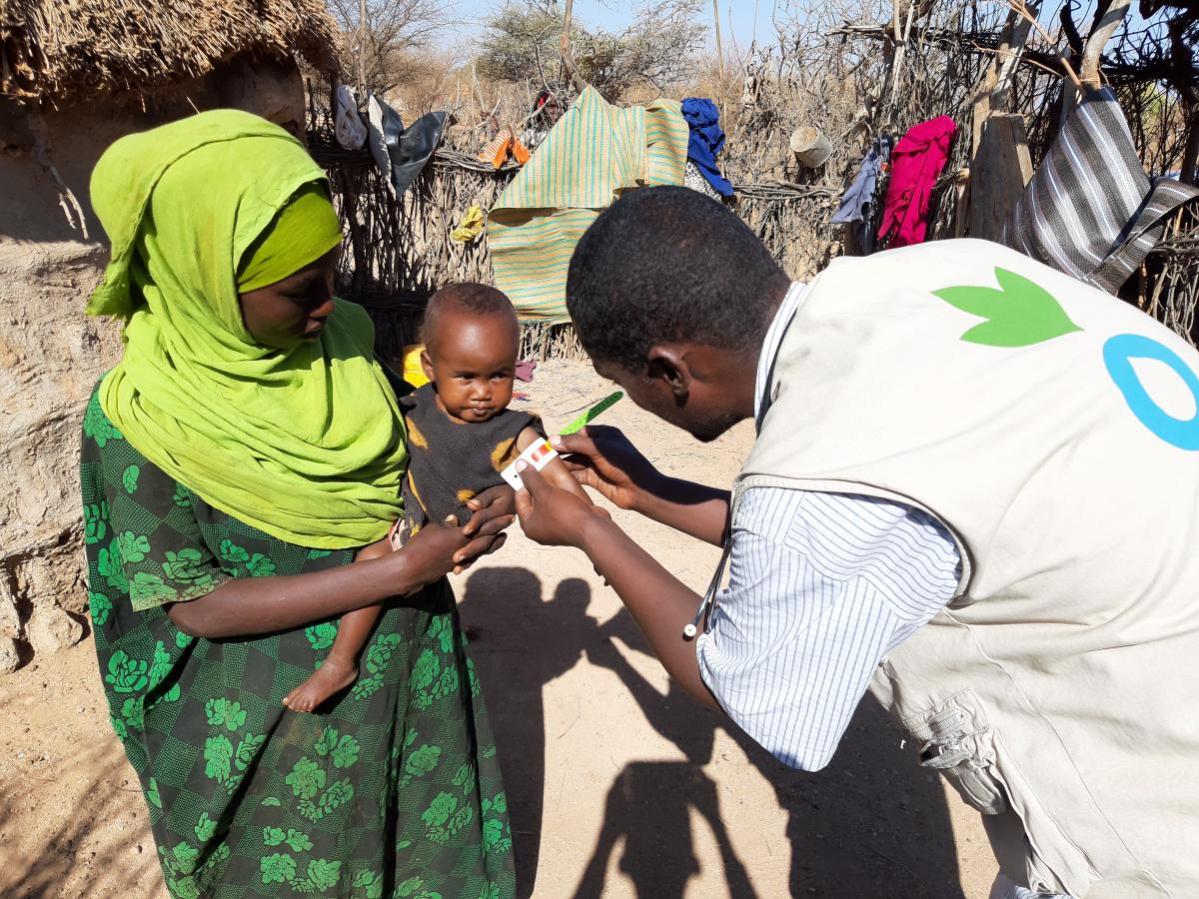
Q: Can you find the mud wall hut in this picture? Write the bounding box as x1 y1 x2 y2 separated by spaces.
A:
0 0 338 669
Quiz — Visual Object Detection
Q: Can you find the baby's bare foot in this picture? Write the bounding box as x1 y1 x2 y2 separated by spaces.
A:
283 654 359 713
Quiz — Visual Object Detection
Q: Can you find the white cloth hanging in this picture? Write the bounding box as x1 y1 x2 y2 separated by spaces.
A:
333 84 367 150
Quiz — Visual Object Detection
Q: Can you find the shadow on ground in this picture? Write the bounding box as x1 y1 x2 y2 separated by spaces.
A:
460 566 966 899
0 737 162 898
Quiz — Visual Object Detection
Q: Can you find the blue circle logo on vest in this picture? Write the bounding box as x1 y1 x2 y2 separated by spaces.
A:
1104 333 1199 451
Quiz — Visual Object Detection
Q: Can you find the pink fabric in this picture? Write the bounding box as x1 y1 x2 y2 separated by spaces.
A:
877 116 957 248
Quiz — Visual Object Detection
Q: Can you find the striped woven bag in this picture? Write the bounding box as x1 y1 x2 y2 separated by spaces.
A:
1003 88 1197 293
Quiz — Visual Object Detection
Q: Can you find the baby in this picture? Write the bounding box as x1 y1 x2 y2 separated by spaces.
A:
283 283 587 712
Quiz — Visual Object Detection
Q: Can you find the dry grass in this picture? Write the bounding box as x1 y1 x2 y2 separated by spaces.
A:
0 0 338 103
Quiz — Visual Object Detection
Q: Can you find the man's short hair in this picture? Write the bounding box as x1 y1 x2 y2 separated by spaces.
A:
566 186 789 370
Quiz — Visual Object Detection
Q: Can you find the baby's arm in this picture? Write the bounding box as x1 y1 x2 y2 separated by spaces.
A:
517 426 593 504
356 536 393 561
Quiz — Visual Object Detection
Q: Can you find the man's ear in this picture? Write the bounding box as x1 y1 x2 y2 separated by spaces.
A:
646 345 692 400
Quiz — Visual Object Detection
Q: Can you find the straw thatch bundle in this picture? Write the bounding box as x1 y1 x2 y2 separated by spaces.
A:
0 0 337 102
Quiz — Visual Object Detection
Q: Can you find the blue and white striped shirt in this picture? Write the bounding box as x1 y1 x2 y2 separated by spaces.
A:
695 283 962 771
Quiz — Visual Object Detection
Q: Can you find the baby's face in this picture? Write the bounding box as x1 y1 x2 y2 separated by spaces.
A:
423 311 519 423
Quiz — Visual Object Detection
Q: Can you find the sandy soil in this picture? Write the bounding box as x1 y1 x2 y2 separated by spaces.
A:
0 359 999 898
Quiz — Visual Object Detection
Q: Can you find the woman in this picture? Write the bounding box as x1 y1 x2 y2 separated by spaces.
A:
80 110 515 898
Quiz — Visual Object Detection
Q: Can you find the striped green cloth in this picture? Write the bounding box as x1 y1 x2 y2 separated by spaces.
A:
488 87 688 322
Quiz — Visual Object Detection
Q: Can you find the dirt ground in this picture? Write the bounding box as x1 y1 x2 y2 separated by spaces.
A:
0 359 1000 898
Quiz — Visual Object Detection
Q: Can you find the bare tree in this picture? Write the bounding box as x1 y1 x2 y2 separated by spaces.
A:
476 0 706 101
325 0 452 96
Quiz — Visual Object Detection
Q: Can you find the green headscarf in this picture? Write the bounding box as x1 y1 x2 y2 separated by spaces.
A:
237 183 342 293
88 109 407 549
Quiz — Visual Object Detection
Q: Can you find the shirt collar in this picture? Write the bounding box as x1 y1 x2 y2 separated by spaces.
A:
754 281 807 431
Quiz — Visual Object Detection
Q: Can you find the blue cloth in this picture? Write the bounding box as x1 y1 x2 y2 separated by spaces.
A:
830 134 893 252
681 98 734 197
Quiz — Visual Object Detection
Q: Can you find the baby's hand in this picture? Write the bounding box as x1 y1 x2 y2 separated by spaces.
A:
355 535 393 562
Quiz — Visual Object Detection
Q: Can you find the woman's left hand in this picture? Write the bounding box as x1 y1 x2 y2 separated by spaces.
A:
463 485 517 538
450 485 518 572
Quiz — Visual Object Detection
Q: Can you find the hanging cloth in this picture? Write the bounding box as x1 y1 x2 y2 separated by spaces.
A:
877 116 956 248
1003 87 1199 294
830 133 894 254
366 95 447 198
333 84 367 150
366 94 400 191
488 86 688 321
681 98 734 197
478 127 531 169
450 205 486 243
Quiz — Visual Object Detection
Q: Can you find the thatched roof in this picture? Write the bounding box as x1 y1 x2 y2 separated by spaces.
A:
0 0 338 103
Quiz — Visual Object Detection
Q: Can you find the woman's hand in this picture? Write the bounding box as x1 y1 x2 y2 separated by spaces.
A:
384 519 502 589
551 426 663 512
514 463 610 548
463 484 517 538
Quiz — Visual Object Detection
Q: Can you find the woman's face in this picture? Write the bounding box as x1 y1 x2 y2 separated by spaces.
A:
238 248 339 349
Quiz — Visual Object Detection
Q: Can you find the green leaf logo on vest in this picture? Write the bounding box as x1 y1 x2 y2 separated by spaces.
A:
932 268 1082 347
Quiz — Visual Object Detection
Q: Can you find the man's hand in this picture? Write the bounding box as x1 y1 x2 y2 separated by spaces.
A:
514 463 608 547
555 425 730 545
552 426 663 511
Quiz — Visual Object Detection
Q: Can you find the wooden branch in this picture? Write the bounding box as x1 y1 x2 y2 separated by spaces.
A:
712 0 727 117
1059 2 1084 56
1169 17 1199 184
357 0 368 96
559 0 587 94
1081 0 1131 89
991 14 1033 107
831 23 1188 86
978 4 1034 118
1007 0 1083 90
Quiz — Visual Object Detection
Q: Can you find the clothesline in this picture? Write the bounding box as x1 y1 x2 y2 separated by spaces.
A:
433 147 842 203
312 138 843 203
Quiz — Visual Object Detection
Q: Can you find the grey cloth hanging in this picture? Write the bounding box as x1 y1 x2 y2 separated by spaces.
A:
390 111 448 197
1003 88 1197 293
830 133 894 254
365 95 447 199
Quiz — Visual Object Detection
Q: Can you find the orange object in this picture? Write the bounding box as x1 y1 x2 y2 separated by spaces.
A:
477 127 530 169
510 137 531 165
478 130 511 169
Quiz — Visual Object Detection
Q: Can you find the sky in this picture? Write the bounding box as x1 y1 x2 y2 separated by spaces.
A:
451 0 770 52
447 1 1155 57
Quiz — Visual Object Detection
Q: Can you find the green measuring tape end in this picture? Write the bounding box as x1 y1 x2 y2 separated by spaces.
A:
560 391 623 435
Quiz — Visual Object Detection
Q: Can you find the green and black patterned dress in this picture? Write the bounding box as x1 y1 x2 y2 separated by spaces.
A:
80 388 515 899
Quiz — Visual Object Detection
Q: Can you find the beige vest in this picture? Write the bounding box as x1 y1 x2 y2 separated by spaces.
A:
737 239 1199 897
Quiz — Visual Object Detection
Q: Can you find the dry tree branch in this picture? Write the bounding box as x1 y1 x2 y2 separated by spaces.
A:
559 0 587 93
1005 0 1083 90
1081 0 1131 88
